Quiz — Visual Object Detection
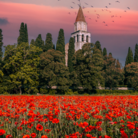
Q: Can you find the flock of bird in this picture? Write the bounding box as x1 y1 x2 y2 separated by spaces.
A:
58 0 131 27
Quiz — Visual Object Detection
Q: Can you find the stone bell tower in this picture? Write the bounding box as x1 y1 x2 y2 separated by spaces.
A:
65 6 91 66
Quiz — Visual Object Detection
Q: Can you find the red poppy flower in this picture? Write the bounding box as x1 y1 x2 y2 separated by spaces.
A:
31 133 36 138
52 118 59 124
6 135 13 138
36 124 43 131
0 129 6 136
41 135 48 138
45 129 51 133
23 135 30 138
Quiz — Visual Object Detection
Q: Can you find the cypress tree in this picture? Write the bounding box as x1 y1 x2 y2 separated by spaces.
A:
44 33 53 52
17 22 25 45
53 44 55 50
35 34 44 50
68 37 75 72
134 43 138 62
24 24 28 43
109 52 112 57
0 29 3 61
103 48 107 56
56 29 65 56
30 39 35 45
125 47 134 65
95 41 102 54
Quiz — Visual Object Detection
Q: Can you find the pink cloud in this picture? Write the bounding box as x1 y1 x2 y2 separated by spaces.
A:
0 1 138 45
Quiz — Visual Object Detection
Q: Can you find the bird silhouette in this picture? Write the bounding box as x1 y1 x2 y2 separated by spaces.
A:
85 3 88 5
124 10 126 12
116 1 120 3
103 21 105 23
89 18 91 20
72 2 75 4
71 6 73 8
91 6 93 8
68 12 70 14
127 7 130 9
105 6 108 8
105 24 108 26
95 20 97 22
112 21 114 22
109 3 111 5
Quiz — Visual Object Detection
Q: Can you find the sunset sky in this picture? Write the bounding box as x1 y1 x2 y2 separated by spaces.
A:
0 0 138 67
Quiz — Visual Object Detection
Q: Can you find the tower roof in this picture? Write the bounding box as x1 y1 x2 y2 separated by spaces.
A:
75 6 86 23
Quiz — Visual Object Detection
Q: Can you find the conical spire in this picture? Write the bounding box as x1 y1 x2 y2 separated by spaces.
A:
75 6 86 23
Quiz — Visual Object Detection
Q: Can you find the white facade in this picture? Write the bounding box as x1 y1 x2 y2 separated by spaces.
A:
71 22 91 52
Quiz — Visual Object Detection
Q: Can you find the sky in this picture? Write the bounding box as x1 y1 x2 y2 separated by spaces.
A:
0 0 138 67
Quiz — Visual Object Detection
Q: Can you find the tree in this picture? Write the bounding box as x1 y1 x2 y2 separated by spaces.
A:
39 49 70 91
68 37 75 73
102 54 124 89
103 47 107 57
35 34 44 54
134 43 138 62
17 22 25 45
125 62 138 90
125 47 134 65
0 29 3 61
95 41 102 54
71 43 104 92
30 39 35 45
56 29 65 56
24 24 28 43
3 42 42 94
44 33 53 52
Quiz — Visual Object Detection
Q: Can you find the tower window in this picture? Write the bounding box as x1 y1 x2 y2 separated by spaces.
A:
74 36 75 42
86 35 89 42
77 35 79 42
82 34 84 42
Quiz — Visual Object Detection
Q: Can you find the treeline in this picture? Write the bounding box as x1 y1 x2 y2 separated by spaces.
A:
0 22 138 95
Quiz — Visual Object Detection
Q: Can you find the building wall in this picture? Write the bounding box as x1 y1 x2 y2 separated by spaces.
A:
65 43 69 66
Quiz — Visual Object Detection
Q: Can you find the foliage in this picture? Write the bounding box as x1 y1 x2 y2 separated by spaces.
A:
102 54 124 89
125 62 138 90
17 22 25 45
30 39 35 45
44 33 53 52
125 47 134 65
68 37 75 72
24 24 28 43
95 40 102 54
103 47 107 57
35 34 44 53
72 43 104 90
0 29 3 61
134 43 138 62
39 49 70 91
3 42 42 94
56 29 65 60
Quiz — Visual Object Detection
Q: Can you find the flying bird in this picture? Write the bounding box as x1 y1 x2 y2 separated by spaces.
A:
83 6 85 9
71 6 73 8
105 6 108 8
95 20 97 22
120 16 122 18
112 21 114 22
103 21 105 23
68 12 70 14
85 2 88 5
91 5 93 8
127 7 130 9
89 18 91 20
72 2 75 4
109 3 111 5
116 1 120 3
124 10 126 12
105 24 108 26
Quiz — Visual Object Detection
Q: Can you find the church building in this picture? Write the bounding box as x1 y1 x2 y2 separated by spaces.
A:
65 6 91 66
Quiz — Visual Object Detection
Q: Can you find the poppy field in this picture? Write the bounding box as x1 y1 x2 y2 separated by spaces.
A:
0 95 138 138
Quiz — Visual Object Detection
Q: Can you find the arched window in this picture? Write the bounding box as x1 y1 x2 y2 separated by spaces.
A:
77 35 79 42
74 36 75 42
82 34 84 42
86 35 89 42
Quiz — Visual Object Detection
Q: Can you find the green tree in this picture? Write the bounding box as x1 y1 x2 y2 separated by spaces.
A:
71 43 104 92
103 47 107 57
102 54 124 89
35 34 44 54
125 62 138 90
68 37 75 72
3 42 42 94
24 24 28 43
95 41 102 54
0 29 3 61
44 33 53 52
17 22 25 45
134 43 138 62
56 29 65 56
30 39 35 45
39 49 70 91
125 47 134 65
